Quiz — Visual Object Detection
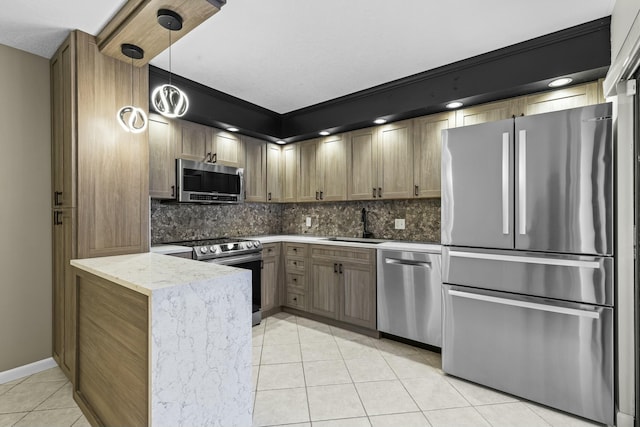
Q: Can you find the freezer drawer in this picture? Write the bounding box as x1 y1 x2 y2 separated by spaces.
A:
442 284 614 425
377 250 441 347
442 247 613 306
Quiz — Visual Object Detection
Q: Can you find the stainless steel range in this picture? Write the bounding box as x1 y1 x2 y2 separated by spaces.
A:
170 237 263 325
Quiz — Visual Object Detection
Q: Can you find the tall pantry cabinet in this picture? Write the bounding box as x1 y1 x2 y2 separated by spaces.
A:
50 30 150 380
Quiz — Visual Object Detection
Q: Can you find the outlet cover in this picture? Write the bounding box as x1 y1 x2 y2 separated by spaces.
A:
306 216 312 227
395 219 405 230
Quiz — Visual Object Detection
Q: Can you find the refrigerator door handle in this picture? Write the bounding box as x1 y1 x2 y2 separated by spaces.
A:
448 289 600 319
448 250 601 269
502 132 510 235
518 130 527 235
384 258 432 269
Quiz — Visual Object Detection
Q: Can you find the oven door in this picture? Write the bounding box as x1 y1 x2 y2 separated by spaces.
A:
206 253 262 325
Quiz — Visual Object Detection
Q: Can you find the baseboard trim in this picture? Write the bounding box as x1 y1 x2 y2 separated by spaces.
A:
0 357 58 384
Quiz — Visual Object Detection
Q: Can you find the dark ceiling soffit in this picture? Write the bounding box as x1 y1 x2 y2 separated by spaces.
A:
148 16 610 143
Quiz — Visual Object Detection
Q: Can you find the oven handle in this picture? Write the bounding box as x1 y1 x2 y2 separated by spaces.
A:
203 252 263 265
448 289 600 319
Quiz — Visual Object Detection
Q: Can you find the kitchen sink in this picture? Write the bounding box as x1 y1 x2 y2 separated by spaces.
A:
324 236 388 244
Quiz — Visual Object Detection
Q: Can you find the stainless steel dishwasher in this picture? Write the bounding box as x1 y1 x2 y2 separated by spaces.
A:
377 248 442 347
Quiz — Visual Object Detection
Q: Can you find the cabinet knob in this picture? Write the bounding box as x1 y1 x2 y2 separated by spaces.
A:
268 192 272 201
316 191 319 200
293 261 297 265
293 297 297 301
212 153 217 163
293 277 297 282
53 211 63 225
319 191 324 200
54 191 62 206
171 185 175 198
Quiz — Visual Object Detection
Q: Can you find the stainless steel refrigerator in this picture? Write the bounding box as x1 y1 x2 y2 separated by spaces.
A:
441 103 614 425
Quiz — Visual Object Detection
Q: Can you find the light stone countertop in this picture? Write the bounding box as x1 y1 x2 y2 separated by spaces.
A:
150 244 192 255
70 252 244 296
245 234 442 253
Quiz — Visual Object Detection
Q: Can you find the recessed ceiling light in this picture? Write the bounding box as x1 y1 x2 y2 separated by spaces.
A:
374 118 387 125
227 127 239 132
276 140 286 145
446 101 463 109
319 131 330 136
548 77 573 88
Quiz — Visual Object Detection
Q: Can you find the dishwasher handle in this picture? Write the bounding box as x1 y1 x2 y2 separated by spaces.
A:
384 257 432 269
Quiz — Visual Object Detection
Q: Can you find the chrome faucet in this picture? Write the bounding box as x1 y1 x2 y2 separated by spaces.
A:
361 208 374 238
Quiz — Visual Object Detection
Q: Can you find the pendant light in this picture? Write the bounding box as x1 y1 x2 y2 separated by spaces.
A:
117 43 148 133
151 9 189 118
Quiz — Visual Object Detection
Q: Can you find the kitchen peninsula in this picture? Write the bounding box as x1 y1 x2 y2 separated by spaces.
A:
70 253 252 427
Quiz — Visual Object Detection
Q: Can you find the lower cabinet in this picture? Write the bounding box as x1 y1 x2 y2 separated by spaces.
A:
308 245 376 330
261 243 280 312
283 243 308 310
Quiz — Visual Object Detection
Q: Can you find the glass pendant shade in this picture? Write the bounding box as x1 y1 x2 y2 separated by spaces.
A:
151 84 189 118
117 106 148 133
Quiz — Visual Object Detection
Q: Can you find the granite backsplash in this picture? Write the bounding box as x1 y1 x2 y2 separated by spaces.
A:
151 198 440 244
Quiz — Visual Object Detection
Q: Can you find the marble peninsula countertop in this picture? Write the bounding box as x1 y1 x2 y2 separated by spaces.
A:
70 252 243 296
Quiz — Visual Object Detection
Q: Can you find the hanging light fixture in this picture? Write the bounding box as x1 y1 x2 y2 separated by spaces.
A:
151 9 189 118
117 43 148 133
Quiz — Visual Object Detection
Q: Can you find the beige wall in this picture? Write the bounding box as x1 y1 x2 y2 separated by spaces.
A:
0 44 52 372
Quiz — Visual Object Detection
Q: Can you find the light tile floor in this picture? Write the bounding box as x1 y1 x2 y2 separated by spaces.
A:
0 312 604 427
252 312 604 427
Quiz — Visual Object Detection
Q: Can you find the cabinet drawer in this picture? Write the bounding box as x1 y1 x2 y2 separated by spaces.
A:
263 243 280 257
286 258 305 272
311 245 373 263
286 273 305 288
285 291 305 309
285 244 307 257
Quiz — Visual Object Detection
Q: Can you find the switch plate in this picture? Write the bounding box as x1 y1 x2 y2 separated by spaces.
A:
395 219 405 230
306 216 312 227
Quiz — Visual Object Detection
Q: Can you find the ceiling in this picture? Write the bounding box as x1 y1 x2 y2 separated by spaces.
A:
1 0 615 114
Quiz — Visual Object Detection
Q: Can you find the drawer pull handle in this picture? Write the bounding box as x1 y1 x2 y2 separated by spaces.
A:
378 187 382 198
316 191 319 200
338 263 343 274
414 185 419 197
372 188 376 198
334 263 338 273
448 289 600 319
448 251 601 269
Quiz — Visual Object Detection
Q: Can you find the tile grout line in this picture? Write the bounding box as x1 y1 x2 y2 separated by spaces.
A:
296 317 313 426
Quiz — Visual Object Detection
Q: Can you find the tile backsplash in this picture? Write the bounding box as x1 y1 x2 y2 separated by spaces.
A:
151 198 440 244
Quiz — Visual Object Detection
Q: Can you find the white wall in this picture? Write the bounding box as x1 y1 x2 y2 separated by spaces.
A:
0 44 52 372
611 0 640 60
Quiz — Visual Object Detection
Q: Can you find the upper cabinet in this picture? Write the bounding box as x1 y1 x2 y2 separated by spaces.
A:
347 127 377 200
148 114 175 199
244 136 267 202
522 81 604 116
175 120 211 162
212 129 245 168
455 98 523 127
266 143 282 202
376 120 414 199
413 112 456 198
298 139 319 202
297 135 347 202
282 144 298 203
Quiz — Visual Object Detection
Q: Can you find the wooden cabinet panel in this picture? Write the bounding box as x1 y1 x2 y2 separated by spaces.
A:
523 82 603 116
340 261 376 329
176 120 210 162
282 144 298 202
266 143 282 202
455 98 523 127
283 243 307 310
298 140 319 202
261 243 280 312
148 114 176 199
413 112 455 198
212 129 244 167
318 134 347 201
348 128 377 200
244 137 267 202
377 120 414 199
310 259 340 319
75 30 149 258
52 208 76 379
51 36 75 209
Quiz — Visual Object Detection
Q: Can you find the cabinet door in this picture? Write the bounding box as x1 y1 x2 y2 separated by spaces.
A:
523 82 602 116
176 120 211 162
266 143 282 202
348 127 377 200
244 137 267 202
282 144 298 202
52 208 76 379
51 36 75 208
339 260 376 329
318 134 347 201
261 250 280 312
309 259 339 319
377 120 414 199
212 129 244 167
455 98 524 127
298 140 319 202
148 114 176 199
413 112 455 198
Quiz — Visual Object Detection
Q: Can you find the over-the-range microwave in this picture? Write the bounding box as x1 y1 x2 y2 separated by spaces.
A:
176 158 244 204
